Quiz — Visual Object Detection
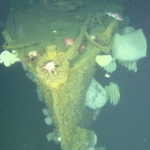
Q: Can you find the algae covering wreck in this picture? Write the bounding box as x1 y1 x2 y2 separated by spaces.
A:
0 1 147 150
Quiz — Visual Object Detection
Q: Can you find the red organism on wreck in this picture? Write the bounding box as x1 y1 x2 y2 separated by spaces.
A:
63 38 74 46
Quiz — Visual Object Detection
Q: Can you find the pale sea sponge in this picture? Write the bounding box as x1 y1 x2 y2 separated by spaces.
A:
95 55 112 67
105 82 120 106
85 78 108 109
103 59 117 73
44 116 53 125
0 50 20 67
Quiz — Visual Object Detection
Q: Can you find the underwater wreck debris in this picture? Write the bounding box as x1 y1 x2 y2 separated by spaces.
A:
100 20 119 45
44 1 84 12
2 40 41 50
1 2 141 150
83 26 110 53
2 30 13 44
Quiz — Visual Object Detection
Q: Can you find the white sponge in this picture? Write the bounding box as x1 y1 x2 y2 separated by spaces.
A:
85 78 108 109
44 116 53 125
46 132 59 144
42 108 50 116
112 28 147 61
0 50 20 67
